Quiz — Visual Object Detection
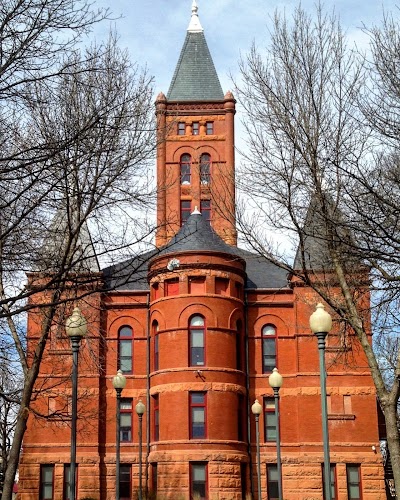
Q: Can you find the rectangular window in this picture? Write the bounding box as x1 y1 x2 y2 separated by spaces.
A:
190 392 206 439
190 463 207 499
165 278 179 296
206 121 214 135
154 334 159 371
189 276 206 294
120 399 133 442
262 337 276 373
190 327 205 366
264 397 277 442
192 122 199 135
63 465 78 500
215 277 229 295
322 464 337 500
40 465 54 500
178 122 185 135
152 282 160 300
266 464 279 500
151 464 158 495
181 200 191 226
347 465 361 500
238 394 244 441
200 200 211 223
120 464 131 500
153 395 159 441
119 326 133 374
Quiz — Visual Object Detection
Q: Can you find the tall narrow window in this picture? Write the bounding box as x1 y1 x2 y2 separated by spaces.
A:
178 122 185 135
40 465 54 500
346 465 361 500
190 392 206 439
180 154 191 184
151 464 158 495
181 200 191 226
63 465 76 500
119 326 133 374
153 321 159 371
236 320 243 370
190 463 207 500
266 464 279 500
200 200 211 223
264 397 277 442
120 399 133 442
238 393 244 441
200 153 211 184
192 122 199 135
190 315 205 366
322 464 337 500
262 324 277 373
206 121 214 135
153 394 159 441
120 464 131 500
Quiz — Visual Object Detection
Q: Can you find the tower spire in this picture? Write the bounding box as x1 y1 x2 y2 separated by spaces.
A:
188 0 203 32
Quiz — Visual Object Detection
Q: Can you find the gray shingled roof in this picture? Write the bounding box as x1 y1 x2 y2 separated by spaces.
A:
167 31 224 101
157 212 239 257
103 213 289 291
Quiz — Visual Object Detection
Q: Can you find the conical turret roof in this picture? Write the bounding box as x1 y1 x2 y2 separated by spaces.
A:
167 1 224 101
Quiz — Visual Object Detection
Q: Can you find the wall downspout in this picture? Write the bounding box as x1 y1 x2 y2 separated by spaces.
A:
245 289 254 499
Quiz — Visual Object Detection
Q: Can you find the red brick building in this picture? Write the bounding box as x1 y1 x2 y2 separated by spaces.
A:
19 2 386 499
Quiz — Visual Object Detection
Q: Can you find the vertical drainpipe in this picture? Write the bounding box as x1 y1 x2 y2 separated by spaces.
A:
245 289 254 498
145 292 151 493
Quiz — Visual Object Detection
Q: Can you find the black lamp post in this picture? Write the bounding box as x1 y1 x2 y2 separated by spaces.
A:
310 303 333 500
113 370 126 500
65 307 87 500
135 399 145 500
269 367 283 500
251 399 262 500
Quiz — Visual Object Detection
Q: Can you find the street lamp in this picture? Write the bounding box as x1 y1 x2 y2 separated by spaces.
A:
65 307 87 500
113 370 127 500
310 303 333 500
135 399 146 500
251 399 262 500
269 368 283 500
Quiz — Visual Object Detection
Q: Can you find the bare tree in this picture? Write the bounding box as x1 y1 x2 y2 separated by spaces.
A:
0 3 157 495
235 3 400 496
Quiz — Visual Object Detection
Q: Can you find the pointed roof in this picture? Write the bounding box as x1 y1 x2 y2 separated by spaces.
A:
158 210 240 257
167 2 224 101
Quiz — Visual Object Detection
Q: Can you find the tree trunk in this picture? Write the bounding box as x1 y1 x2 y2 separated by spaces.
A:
384 402 400 498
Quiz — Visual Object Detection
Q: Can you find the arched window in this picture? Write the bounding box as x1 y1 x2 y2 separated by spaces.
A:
200 153 211 184
262 324 276 373
153 321 159 371
180 154 191 184
236 320 243 371
189 315 205 366
119 326 133 374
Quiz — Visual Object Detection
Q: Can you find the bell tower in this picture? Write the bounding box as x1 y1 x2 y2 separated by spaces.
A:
155 0 237 247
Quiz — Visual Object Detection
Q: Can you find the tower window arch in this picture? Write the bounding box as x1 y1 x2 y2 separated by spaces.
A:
189 315 205 366
119 326 133 374
200 153 211 184
262 324 277 374
180 153 191 184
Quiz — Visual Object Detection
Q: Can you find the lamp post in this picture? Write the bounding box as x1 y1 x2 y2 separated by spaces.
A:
269 368 283 500
135 399 145 500
310 303 333 500
251 399 262 500
113 370 127 500
65 307 87 500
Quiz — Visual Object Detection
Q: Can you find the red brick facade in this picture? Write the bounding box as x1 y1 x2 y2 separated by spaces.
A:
18 5 385 500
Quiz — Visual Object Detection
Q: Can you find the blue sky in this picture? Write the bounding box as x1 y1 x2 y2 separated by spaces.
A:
93 0 399 98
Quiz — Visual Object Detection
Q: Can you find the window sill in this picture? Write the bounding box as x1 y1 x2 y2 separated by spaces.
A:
328 414 355 420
